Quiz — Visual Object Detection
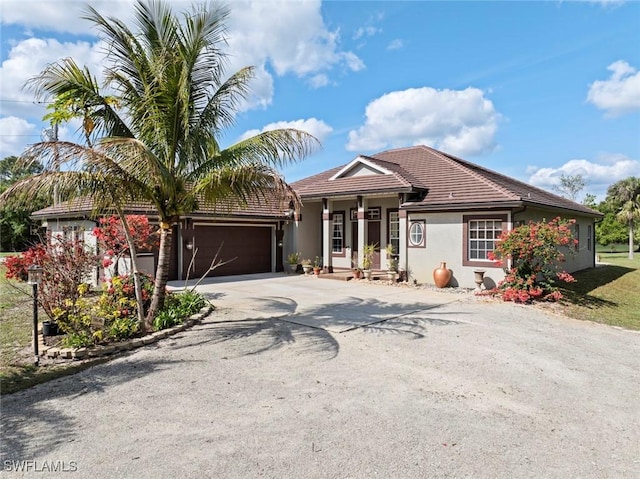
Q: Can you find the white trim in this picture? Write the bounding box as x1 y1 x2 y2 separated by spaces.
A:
193 222 275 228
329 156 393 180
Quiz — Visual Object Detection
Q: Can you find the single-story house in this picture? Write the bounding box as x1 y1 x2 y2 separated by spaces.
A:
286 145 602 288
31 145 602 289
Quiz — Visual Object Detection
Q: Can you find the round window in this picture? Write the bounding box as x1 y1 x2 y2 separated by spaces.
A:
409 222 424 246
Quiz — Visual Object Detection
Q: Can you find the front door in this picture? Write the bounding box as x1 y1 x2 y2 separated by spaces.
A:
367 220 381 269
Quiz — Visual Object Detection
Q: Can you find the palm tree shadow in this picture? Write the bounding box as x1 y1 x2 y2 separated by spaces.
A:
286 296 459 333
360 309 465 338
169 318 339 360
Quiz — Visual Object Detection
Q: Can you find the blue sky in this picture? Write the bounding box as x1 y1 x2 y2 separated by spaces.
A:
1 0 639 201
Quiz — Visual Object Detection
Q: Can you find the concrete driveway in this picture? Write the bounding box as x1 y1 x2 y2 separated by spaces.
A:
176 273 461 332
1 274 639 478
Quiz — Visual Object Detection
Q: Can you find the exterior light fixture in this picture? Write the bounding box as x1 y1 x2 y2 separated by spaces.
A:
27 264 44 366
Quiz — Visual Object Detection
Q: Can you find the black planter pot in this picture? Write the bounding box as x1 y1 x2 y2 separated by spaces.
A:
42 321 59 337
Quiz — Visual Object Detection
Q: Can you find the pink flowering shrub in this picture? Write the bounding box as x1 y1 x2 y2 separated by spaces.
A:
487 217 577 303
92 215 158 270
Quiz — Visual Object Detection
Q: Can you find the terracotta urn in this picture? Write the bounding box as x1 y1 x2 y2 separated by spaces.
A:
433 262 452 288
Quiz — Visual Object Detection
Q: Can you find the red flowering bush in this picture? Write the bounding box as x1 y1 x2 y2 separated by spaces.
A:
92 215 158 272
4 233 99 320
487 217 577 303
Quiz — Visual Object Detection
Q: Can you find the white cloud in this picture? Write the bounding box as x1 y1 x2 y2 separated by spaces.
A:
226 1 363 94
1 0 135 35
386 39 404 51
240 118 333 143
0 37 103 119
587 61 640 116
309 74 330 89
586 0 626 6
528 154 640 199
0 116 37 156
353 26 381 40
1 1 361 153
346 87 499 156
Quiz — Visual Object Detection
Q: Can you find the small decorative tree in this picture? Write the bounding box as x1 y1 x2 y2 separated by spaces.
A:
362 244 376 271
92 215 158 275
487 217 577 302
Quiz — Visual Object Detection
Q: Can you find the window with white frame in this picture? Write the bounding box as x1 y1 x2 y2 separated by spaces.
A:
388 211 399 253
63 225 81 242
408 221 425 247
587 224 592 251
468 219 502 260
332 212 344 253
574 223 580 251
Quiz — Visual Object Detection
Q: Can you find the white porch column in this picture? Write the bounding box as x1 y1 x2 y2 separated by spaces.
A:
357 195 367 268
322 198 331 270
399 209 408 275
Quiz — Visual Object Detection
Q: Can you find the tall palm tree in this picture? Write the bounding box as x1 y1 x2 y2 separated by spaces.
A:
0 1 318 330
607 177 640 260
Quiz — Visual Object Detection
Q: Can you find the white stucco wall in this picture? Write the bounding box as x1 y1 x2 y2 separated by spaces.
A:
405 209 597 289
44 219 98 250
512 208 597 273
43 219 100 285
295 201 323 265
406 211 509 289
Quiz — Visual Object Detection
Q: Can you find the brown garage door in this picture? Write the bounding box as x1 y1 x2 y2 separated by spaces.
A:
191 225 272 277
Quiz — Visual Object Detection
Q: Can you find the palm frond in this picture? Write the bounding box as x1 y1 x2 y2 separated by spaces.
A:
219 128 320 169
25 58 131 140
193 163 301 212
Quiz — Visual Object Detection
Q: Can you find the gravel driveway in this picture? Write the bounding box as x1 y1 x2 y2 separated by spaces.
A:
1 274 639 478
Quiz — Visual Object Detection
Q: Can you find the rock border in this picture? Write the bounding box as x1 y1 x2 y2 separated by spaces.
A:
37 305 213 360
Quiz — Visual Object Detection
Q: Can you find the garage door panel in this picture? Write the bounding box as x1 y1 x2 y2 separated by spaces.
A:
192 225 272 277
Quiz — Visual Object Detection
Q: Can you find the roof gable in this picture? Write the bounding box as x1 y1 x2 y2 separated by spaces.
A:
329 156 393 180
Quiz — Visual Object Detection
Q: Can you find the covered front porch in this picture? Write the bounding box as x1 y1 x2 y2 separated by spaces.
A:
287 194 408 274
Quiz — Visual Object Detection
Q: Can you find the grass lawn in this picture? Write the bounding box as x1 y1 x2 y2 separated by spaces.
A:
558 253 640 330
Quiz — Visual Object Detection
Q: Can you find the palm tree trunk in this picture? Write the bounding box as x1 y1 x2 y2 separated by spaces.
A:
146 225 172 328
116 211 145 332
629 222 634 260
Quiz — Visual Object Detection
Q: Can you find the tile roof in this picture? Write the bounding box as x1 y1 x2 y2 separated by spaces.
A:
291 160 415 198
292 145 602 217
31 194 290 220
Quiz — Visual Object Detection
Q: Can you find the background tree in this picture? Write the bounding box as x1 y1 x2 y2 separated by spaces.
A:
553 173 586 202
0 155 46 251
0 1 317 331
582 193 597 209
606 177 640 259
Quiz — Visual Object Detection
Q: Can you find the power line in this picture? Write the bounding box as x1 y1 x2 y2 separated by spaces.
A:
0 99 51 104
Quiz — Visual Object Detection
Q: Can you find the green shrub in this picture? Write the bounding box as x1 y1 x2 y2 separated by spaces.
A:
153 309 183 331
154 290 206 331
63 331 94 348
95 274 153 341
55 296 94 345
107 317 139 341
